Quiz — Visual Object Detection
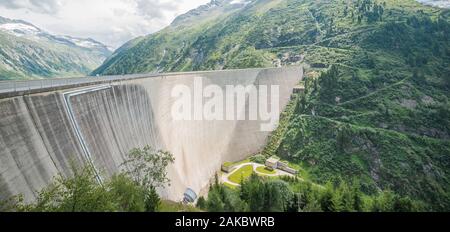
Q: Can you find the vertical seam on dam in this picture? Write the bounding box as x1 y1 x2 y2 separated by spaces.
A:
62 85 112 184
22 96 57 177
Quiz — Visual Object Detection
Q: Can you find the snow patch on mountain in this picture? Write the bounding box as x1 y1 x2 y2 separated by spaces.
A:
59 35 111 51
0 22 41 37
230 0 250 5
416 0 450 8
0 16 112 55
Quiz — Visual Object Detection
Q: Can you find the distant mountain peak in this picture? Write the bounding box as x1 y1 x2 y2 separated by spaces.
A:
171 0 253 26
0 15 112 54
0 22 41 37
0 15 113 80
58 35 113 52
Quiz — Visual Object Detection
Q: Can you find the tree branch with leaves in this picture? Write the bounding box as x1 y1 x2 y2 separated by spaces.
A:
121 145 175 189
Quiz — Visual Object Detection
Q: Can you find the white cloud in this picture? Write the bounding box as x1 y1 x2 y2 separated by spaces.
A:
0 0 62 14
0 0 210 48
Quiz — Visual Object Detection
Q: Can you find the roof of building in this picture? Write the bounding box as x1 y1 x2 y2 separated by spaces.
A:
266 157 280 164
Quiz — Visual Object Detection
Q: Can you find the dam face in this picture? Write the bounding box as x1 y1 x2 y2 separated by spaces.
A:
0 67 302 202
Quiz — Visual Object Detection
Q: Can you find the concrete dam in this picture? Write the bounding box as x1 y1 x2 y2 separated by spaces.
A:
0 67 302 202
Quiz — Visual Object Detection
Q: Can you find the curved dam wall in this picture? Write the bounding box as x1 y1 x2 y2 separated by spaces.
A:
0 67 302 202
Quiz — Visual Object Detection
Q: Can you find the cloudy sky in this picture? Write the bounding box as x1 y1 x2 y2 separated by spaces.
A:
0 0 210 48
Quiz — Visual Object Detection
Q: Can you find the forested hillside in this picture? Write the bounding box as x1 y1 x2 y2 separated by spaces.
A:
276 1 450 211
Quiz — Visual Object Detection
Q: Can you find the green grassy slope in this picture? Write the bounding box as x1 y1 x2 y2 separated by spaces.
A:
94 0 450 211
93 0 299 74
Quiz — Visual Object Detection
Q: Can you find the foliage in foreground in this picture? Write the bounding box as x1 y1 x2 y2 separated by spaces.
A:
121 145 175 189
198 174 422 212
0 146 174 212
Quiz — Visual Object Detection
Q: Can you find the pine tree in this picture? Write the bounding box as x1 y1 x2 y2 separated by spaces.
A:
339 181 354 212
351 180 364 212
331 190 343 212
287 194 300 212
207 191 225 212
196 196 207 210
320 182 335 212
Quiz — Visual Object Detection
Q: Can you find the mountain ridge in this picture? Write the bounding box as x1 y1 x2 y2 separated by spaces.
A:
0 15 112 80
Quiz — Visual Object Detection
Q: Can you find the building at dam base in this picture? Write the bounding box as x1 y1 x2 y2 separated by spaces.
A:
0 67 303 202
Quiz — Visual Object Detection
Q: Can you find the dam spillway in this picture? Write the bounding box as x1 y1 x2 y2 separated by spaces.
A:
0 67 303 202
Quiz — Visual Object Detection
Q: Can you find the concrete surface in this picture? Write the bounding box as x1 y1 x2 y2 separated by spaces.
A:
0 67 302 203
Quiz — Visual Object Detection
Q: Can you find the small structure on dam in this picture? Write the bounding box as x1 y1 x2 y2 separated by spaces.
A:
0 67 303 203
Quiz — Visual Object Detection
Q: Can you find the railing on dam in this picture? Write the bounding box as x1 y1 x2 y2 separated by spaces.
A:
0 74 152 96
0 67 303 98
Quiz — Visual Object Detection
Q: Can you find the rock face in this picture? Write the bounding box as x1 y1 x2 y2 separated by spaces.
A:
0 66 302 202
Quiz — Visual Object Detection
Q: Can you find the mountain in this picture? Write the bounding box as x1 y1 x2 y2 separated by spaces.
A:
417 0 450 8
92 0 260 75
0 16 112 80
94 0 450 211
